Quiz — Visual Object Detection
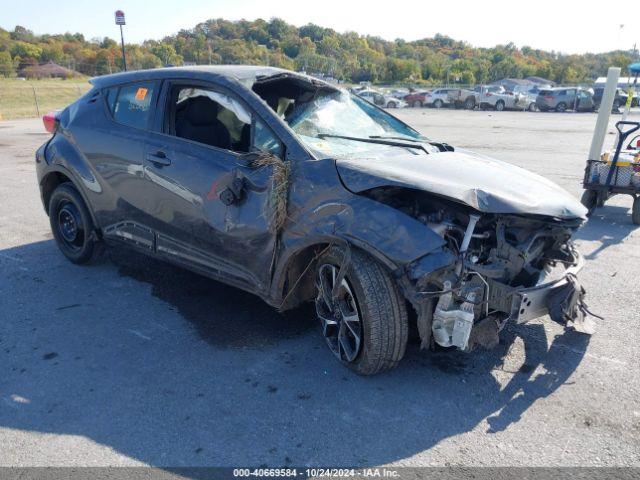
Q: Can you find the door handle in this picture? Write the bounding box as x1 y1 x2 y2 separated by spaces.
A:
146 151 171 167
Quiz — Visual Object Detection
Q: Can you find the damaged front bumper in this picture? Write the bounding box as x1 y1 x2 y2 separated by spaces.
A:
408 245 596 352
492 246 586 325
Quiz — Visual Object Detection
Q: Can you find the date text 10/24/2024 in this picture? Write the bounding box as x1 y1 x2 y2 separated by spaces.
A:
233 468 400 478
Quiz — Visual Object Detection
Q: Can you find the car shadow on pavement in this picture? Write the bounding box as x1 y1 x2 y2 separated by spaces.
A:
0 240 590 468
576 204 637 260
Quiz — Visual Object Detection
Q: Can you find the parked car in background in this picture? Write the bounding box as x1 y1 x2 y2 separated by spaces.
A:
446 88 478 109
424 88 457 108
521 89 540 112
536 88 594 112
357 89 407 108
403 90 431 107
592 88 638 112
388 88 410 99
478 85 528 111
448 85 528 111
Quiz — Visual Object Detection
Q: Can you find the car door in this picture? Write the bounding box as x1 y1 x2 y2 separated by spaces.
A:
87 80 160 250
140 80 283 293
577 90 594 111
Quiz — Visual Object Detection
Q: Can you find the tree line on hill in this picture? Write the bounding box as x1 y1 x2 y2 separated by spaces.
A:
0 19 637 84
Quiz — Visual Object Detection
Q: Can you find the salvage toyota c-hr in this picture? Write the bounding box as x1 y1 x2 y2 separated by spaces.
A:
36 66 595 375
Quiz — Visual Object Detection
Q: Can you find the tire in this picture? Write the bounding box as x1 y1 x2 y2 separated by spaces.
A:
495 100 505 111
465 97 475 110
632 197 640 225
314 247 408 375
528 102 537 112
412 100 423 108
49 182 99 264
556 102 567 113
433 99 443 109
580 189 598 217
387 102 397 108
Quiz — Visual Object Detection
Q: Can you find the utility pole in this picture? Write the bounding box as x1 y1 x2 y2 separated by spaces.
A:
115 10 127 71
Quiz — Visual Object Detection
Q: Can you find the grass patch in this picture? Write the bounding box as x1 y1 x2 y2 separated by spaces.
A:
0 78 91 120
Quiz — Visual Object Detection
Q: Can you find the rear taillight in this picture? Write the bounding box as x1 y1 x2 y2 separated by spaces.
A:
485 93 493 97
544 95 553 101
43 111 58 134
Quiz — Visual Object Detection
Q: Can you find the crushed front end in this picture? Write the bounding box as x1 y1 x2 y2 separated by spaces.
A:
368 188 598 351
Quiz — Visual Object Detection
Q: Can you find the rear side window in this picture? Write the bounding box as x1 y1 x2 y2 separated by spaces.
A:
105 82 155 129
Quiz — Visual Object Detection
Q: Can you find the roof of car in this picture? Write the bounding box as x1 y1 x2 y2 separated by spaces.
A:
89 65 300 88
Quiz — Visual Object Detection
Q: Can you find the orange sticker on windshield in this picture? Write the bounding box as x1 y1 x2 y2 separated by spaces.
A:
135 88 148 101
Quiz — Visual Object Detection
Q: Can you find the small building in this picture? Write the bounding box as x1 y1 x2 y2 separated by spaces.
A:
20 61 79 79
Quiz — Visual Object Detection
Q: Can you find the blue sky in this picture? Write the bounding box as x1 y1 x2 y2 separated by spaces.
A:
1 0 636 54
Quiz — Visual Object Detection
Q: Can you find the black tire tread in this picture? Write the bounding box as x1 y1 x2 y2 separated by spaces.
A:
321 246 408 375
49 182 98 264
580 189 597 217
632 197 640 225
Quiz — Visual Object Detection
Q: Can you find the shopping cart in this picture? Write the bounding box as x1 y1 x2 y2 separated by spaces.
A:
581 120 640 224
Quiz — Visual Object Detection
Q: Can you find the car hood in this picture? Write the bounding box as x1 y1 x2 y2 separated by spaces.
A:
335 149 587 219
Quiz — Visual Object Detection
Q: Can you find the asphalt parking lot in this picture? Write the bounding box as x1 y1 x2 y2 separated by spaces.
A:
1 109 639 468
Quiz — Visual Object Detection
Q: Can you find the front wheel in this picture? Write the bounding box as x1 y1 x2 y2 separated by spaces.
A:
387 102 397 108
49 183 99 264
528 102 537 112
433 99 443 109
412 100 423 108
315 247 408 375
495 100 505 111
465 97 476 110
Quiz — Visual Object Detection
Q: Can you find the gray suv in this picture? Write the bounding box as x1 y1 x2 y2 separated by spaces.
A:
536 88 594 112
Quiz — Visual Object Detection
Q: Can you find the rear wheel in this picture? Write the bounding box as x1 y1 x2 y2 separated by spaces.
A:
495 100 505 111
49 183 99 264
556 102 567 112
412 100 423 108
465 97 476 110
433 99 443 109
580 189 598 217
528 102 537 112
632 197 640 225
387 101 397 108
315 247 408 375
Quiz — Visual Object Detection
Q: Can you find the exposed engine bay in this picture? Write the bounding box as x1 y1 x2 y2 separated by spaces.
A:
249 70 597 352
364 187 596 351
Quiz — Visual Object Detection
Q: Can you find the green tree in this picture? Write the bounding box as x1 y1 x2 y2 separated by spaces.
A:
0 51 14 77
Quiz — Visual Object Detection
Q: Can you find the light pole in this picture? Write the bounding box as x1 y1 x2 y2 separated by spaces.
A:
115 10 127 71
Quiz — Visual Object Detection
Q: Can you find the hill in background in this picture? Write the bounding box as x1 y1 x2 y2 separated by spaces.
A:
0 19 638 84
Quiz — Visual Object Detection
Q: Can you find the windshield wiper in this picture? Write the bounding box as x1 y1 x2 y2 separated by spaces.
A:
369 135 424 142
370 135 454 152
317 134 430 153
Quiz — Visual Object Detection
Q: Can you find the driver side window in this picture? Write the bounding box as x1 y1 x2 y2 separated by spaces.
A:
168 86 252 153
167 84 283 158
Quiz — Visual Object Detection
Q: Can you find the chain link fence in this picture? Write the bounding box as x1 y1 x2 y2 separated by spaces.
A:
0 81 91 120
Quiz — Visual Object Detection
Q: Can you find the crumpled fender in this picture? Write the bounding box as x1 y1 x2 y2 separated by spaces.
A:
282 194 446 271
